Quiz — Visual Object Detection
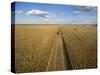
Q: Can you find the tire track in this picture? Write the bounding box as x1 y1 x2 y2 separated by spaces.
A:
55 34 65 70
46 38 57 71
46 31 73 71
60 32 73 70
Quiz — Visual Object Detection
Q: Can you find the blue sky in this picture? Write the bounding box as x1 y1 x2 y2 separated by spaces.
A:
12 2 97 24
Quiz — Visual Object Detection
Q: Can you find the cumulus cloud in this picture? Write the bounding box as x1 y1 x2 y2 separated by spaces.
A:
26 9 51 18
73 11 81 14
15 10 23 14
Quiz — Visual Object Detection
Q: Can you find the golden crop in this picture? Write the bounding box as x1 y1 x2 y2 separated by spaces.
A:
14 24 97 73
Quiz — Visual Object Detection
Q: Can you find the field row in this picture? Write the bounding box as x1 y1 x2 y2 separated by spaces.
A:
61 25 97 69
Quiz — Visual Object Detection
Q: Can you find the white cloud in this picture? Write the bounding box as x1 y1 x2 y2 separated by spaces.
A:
78 15 96 19
73 11 81 14
45 15 50 18
44 18 49 21
88 16 96 19
26 9 51 18
15 10 23 14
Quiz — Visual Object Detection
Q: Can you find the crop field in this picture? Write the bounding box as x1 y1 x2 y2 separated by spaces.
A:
13 24 97 73
61 25 97 69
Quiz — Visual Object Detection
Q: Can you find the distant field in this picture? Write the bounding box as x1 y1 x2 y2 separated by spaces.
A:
13 24 97 73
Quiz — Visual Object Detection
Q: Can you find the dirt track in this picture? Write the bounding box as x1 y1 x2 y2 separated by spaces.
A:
46 32 73 71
